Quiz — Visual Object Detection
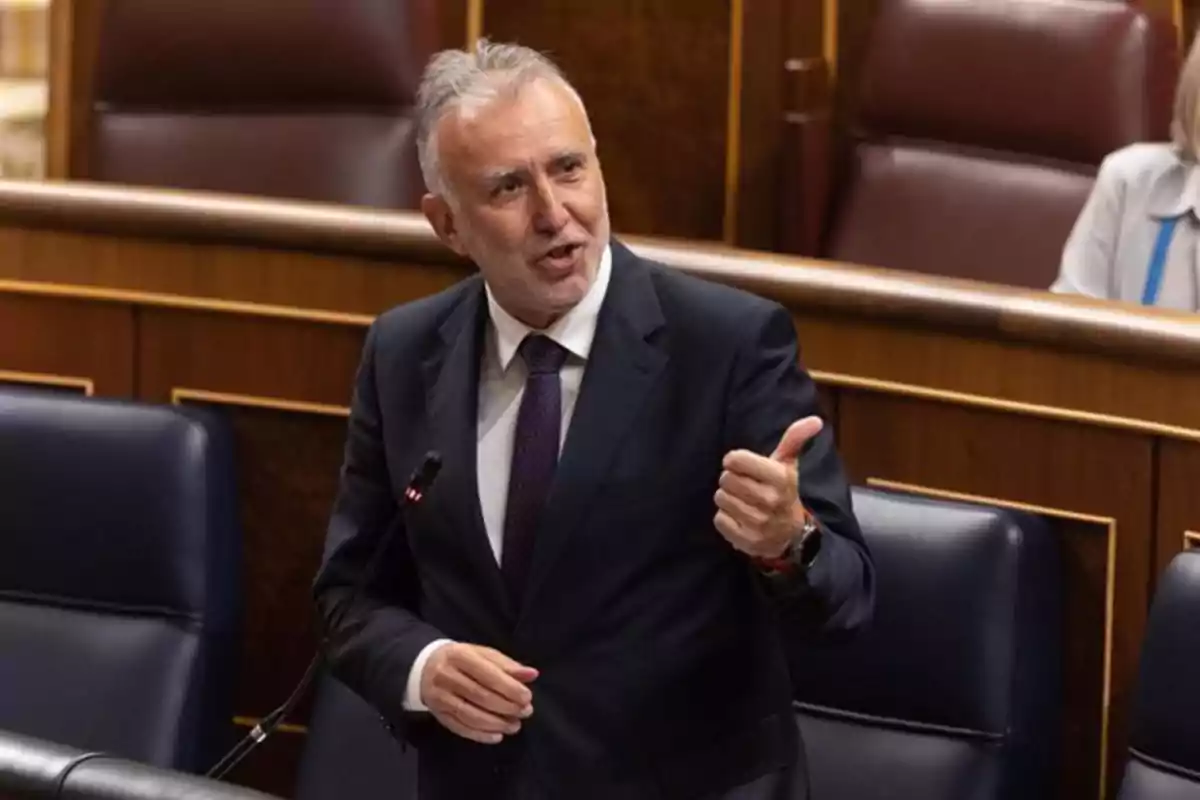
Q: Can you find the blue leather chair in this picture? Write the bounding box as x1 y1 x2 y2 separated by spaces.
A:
0 727 281 800
294 676 415 800
1117 550 1200 799
0 389 242 773
789 486 1062 799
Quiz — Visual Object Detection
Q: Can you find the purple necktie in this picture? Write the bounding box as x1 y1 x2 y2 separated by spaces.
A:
502 334 568 603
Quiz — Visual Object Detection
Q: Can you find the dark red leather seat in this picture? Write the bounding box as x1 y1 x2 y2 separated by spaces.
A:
814 0 1177 288
80 0 437 208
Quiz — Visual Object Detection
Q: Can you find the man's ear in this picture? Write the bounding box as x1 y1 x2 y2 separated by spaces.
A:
421 193 468 256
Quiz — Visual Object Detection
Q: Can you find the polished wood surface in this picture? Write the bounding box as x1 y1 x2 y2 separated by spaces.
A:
0 181 1196 799
0 292 131 395
485 0 732 241
1155 439 1200 578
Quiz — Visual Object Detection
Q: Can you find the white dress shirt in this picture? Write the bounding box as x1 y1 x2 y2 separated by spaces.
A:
402 245 613 711
1053 142 1200 310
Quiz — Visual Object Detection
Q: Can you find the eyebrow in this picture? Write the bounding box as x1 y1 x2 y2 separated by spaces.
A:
549 149 586 166
481 150 587 186
482 167 523 187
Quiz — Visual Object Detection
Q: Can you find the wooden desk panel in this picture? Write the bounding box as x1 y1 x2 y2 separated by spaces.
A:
0 292 131 395
1155 440 1200 577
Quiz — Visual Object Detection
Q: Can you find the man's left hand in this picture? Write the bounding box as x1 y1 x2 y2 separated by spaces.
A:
714 416 822 558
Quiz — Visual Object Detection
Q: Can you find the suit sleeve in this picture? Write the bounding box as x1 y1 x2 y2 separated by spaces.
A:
724 303 875 637
312 321 445 726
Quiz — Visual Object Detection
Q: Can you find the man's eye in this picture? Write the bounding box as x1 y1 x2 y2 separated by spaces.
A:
493 178 522 197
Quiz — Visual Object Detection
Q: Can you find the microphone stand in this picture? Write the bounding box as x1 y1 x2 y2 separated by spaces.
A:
205 452 443 782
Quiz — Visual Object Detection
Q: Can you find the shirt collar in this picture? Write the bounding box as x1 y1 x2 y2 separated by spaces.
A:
1148 155 1200 220
486 243 613 372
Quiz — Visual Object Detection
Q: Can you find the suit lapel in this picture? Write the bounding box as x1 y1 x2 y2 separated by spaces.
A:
519 243 668 619
422 279 512 617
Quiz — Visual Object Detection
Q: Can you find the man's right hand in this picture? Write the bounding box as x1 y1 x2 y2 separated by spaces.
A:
420 643 538 744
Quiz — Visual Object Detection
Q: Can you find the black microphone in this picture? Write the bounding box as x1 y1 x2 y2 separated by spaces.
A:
205 452 442 782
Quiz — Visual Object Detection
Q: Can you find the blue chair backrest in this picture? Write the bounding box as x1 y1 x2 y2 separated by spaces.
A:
0 389 242 772
1118 550 1200 799
789 486 1062 800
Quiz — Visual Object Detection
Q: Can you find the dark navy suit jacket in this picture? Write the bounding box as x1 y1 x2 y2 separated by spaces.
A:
314 240 874 799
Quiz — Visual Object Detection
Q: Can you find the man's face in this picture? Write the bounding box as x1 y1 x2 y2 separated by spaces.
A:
422 78 610 329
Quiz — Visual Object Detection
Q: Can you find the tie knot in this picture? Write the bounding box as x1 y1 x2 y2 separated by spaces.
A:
519 335 568 375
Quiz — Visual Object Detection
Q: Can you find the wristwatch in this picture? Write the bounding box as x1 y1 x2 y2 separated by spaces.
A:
752 512 821 576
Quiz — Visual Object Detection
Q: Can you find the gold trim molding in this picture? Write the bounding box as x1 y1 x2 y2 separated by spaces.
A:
811 370 1200 443
232 715 307 737
0 369 94 395
172 388 350 417
722 0 745 245
466 0 483 45
865 477 1117 800
823 0 838 83
0 278 375 327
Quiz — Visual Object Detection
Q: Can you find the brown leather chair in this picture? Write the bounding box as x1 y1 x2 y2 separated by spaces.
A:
808 0 1177 288
78 1 437 208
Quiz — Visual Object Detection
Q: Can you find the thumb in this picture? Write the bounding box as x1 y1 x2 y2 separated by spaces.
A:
770 416 824 463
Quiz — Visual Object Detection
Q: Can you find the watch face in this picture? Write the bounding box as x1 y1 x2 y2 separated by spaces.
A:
796 526 821 566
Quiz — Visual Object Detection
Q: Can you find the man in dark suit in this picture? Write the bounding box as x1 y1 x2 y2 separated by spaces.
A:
314 39 874 799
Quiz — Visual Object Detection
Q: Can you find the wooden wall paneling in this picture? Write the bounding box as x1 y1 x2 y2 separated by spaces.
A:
482 0 733 241
777 0 834 255
836 390 1155 800
135 309 365 409
46 0 102 179
137 308 366 796
45 0 75 178
735 0 824 252
441 0 470 49
0 293 132 396
1154 439 1200 578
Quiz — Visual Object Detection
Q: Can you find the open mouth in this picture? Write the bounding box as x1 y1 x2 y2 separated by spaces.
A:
543 243 581 261
536 243 584 272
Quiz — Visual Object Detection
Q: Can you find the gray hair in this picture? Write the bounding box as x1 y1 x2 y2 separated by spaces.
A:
415 38 586 197
1173 33 1200 162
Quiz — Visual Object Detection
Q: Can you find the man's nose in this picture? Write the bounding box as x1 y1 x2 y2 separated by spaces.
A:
531 178 570 233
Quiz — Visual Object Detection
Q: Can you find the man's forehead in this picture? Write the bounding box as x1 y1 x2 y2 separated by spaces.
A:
437 79 590 155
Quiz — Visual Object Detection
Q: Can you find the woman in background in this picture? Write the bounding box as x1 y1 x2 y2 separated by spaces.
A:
1052 36 1200 310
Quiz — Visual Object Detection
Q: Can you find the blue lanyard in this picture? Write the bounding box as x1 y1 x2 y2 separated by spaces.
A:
1142 217 1180 305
